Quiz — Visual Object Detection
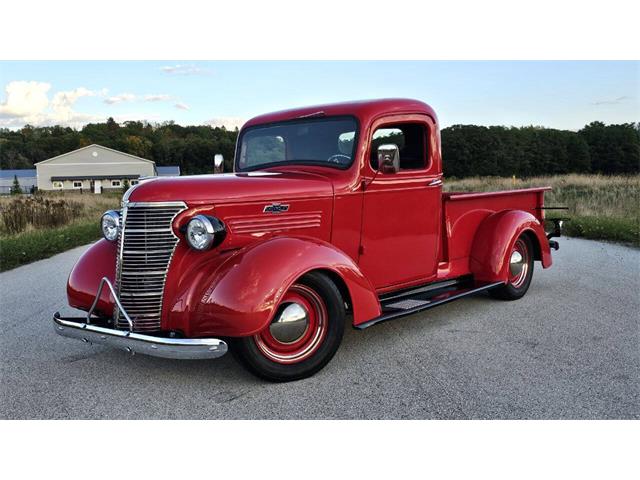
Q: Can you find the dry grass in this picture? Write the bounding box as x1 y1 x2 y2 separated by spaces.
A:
445 174 640 245
0 191 120 236
444 174 640 219
0 192 122 271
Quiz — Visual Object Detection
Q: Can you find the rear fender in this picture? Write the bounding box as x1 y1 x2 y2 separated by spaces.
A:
171 236 381 337
470 210 551 283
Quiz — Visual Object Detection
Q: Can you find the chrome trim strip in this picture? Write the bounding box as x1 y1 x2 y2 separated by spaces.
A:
127 201 187 208
121 250 174 255
53 312 228 360
124 228 176 233
120 270 169 276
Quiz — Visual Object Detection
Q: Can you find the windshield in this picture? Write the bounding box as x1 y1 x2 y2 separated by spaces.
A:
236 116 358 171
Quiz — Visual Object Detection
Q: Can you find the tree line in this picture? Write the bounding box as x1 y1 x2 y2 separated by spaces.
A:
0 118 239 175
1 118 638 177
442 122 639 177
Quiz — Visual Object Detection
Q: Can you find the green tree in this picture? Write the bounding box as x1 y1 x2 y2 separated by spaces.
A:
10 175 22 195
122 179 130 194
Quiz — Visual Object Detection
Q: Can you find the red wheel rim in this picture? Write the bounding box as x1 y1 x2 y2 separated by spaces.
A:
508 238 529 288
254 284 328 364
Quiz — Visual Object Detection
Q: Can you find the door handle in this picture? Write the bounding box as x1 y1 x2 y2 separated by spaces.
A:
427 179 443 187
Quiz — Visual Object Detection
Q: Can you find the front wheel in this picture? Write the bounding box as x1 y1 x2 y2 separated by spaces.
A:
231 271 345 382
489 234 534 300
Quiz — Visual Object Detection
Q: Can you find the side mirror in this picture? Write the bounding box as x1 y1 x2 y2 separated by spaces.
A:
214 154 224 173
377 144 400 174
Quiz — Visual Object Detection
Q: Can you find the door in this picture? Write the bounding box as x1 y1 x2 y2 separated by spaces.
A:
93 179 101 194
358 115 442 290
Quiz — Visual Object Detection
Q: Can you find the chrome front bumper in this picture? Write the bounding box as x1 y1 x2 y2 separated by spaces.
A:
53 313 228 360
53 277 228 360
53 276 227 360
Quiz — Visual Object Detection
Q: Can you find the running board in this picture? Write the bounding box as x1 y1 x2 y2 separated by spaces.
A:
355 281 504 330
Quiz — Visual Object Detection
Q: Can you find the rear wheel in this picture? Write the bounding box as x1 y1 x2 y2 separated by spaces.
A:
231 271 345 382
489 234 534 300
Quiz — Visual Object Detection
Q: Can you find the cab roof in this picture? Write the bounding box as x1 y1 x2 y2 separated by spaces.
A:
242 98 438 130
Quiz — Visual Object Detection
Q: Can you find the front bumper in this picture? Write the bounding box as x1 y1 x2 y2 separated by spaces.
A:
53 313 228 360
54 275 227 360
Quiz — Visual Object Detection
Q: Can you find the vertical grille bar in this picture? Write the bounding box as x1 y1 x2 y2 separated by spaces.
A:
115 201 186 332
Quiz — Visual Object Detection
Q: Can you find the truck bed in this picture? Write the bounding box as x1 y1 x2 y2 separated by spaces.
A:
442 187 550 266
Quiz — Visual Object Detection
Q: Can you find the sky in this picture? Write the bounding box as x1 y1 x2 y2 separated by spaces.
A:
0 61 637 131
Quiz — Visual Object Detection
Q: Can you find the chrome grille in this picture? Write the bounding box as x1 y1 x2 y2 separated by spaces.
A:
115 201 186 332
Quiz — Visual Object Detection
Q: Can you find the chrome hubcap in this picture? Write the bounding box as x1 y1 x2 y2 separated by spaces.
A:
510 250 524 278
269 302 310 344
509 239 529 288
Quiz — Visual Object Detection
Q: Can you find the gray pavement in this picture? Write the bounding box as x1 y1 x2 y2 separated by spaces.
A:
1 237 638 419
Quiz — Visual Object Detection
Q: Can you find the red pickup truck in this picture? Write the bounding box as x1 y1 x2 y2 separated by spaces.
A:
54 99 561 381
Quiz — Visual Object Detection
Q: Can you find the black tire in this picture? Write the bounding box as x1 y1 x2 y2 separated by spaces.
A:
231 271 345 382
489 234 535 301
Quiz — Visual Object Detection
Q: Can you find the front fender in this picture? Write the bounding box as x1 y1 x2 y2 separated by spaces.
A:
470 210 552 283
67 239 117 316
169 236 381 337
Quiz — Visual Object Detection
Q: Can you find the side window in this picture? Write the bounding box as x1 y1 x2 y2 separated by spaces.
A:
370 123 427 171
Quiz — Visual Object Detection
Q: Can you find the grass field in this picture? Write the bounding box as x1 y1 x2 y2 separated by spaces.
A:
0 192 121 271
444 174 640 246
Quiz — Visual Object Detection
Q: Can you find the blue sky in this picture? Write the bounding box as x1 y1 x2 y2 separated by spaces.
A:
0 61 637 131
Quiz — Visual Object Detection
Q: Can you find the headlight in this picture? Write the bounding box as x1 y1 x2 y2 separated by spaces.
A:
101 210 120 242
185 215 226 251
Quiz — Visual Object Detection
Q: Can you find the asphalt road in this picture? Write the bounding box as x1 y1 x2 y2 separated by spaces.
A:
1 237 638 419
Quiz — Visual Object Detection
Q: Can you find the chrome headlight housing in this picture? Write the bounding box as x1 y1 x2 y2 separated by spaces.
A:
185 215 226 251
101 210 120 242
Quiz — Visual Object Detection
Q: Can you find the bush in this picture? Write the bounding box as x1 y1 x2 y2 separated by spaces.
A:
0 196 84 235
562 216 639 246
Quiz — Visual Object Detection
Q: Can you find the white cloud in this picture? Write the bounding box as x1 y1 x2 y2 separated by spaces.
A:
161 64 211 76
205 116 245 130
0 81 51 118
591 95 633 106
144 94 171 102
0 81 105 128
104 93 136 105
174 102 190 110
51 87 100 123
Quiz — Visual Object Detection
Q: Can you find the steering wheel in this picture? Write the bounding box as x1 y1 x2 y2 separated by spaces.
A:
327 154 351 164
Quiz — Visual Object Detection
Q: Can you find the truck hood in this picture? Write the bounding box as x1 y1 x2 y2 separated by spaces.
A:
127 171 334 205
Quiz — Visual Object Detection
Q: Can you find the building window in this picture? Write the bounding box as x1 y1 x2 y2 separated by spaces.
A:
130 180 139 185
52 181 64 189
73 181 83 189
111 180 121 187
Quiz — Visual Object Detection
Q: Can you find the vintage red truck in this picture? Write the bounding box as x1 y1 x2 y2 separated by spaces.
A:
53 98 562 381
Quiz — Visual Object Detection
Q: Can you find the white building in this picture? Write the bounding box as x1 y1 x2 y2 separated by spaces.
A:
35 144 178 193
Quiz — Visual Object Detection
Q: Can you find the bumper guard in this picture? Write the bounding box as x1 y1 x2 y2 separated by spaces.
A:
53 277 227 360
